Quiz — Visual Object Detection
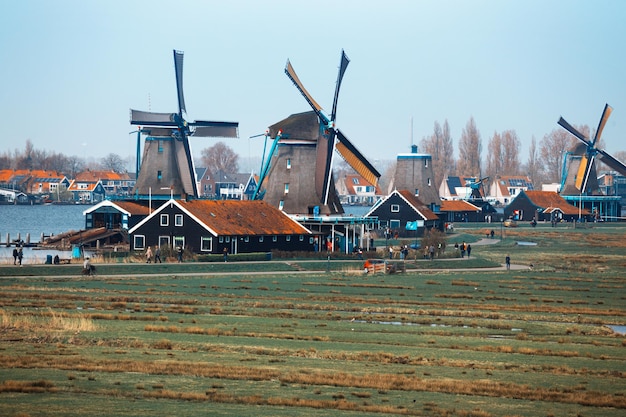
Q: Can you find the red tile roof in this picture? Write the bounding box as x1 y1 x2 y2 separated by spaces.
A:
177 199 311 236
440 199 480 212
524 191 589 215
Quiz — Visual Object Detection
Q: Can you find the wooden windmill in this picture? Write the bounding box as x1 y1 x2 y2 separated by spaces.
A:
558 104 626 195
254 50 381 215
130 50 238 199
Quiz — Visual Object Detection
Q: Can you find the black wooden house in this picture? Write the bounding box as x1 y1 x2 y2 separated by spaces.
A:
128 199 315 255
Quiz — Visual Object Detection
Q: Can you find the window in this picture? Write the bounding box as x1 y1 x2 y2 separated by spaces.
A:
201 236 212 252
352 177 360 184
286 158 291 169
173 236 185 249
157 170 162 181
284 183 289 194
279 200 284 211
134 235 145 250
425 159 428 167
299 235 304 241
160 214 169 226
286 236 291 242
159 236 170 248
244 236 249 242
272 236 277 242
175 214 183 226
415 188 419 196
219 236 224 243
390 219 401 229
259 236 264 242
391 204 400 213
158 140 163 153
427 178 431 186
225 236 230 243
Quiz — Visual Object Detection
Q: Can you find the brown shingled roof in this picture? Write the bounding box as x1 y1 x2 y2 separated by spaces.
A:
177 199 311 236
524 191 589 215
440 199 480 212
397 190 440 221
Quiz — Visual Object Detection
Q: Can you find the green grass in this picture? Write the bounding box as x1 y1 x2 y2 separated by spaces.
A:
1 224 626 416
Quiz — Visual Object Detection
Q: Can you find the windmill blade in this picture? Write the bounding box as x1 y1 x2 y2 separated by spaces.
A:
190 121 239 138
592 103 613 145
575 154 595 192
130 109 177 126
318 130 337 206
285 60 327 124
173 50 186 115
597 149 626 176
558 117 592 146
330 50 350 122
335 129 381 186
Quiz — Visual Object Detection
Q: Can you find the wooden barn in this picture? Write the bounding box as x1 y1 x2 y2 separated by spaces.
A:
128 199 315 255
366 189 442 238
504 190 590 223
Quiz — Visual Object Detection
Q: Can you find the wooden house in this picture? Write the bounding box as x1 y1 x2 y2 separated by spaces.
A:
67 179 106 203
366 189 441 238
336 174 382 206
83 200 152 230
504 190 590 223
128 199 315 254
439 199 482 223
489 175 534 206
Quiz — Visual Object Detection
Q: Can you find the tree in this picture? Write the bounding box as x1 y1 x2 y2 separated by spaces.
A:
101 153 126 173
456 117 482 176
200 141 239 174
539 128 580 184
524 136 544 186
420 120 454 190
486 129 520 180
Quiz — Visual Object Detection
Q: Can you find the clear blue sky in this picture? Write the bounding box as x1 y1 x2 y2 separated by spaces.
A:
2 0 625 172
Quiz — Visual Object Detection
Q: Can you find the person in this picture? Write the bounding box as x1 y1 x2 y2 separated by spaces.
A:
467 244 472 258
17 247 23 266
505 254 511 270
82 257 95 276
146 246 153 263
460 241 466 258
429 245 435 261
388 246 393 259
12 247 18 265
357 247 363 260
53 254 60 265
223 246 228 262
154 246 162 263
177 246 183 263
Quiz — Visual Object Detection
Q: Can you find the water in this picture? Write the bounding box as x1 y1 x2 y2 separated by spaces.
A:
0 204 90 264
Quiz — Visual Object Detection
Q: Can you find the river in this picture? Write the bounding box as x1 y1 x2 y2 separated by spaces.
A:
0 204 91 264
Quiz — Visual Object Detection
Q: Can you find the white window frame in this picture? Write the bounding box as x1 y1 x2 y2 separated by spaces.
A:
134 235 145 250
173 236 185 249
201 236 212 252
286 158 291 169
391 204 400 213
175 214 183 227
160 214 169 226
390 219 401 229
284 183 289 194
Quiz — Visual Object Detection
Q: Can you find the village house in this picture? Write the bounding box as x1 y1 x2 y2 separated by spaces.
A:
504 190 590 223
128 199 316 255
75 170 134 197
366 189 441 238
488 175 534 206
335 174 382 206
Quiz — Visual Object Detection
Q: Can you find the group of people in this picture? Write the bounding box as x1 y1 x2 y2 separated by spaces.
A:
12 246 24 265
145 246 162 263
453 241 472 258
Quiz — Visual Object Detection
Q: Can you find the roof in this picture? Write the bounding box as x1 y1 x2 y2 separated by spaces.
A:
68 180 102 192
341 174 382 195
130 199 312 236
83 200 152 216
440 199 480 212
395 190 440 221
75 170 130 181
523 190 589 215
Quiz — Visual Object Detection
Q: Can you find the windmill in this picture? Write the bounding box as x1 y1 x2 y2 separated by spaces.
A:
130 50 238 199
465 176 489 200
558 104 626 195
254 50 381 215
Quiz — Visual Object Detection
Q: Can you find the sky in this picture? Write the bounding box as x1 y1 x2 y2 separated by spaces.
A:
2 0 626 174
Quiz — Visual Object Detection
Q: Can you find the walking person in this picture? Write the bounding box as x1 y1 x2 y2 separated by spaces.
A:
146 246 153 263
17 247 23 266
467 244 472 258
154 246 162 263
223 246 228 262
177 246 183 263
12 247 18 265
505 254 511 270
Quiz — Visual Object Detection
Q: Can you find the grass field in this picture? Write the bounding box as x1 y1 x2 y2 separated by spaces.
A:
1 222 625 416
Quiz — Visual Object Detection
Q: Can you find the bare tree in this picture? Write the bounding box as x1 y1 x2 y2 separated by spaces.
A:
100 153 126 173
501 130 521 175
456 117 482 176
420 120 454 190
539 128 581 183
200 141 239 174
485 131 502 179
524 136 544 187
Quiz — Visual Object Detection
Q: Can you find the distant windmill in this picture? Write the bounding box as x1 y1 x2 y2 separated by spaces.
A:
558 104 626 195
130 50 239 199
254 50 380 215
465 176 489 200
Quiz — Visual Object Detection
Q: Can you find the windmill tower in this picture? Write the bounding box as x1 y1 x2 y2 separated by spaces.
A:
390 144 441 210
130 50 239 199
558 104 626 195
254 50 380 215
